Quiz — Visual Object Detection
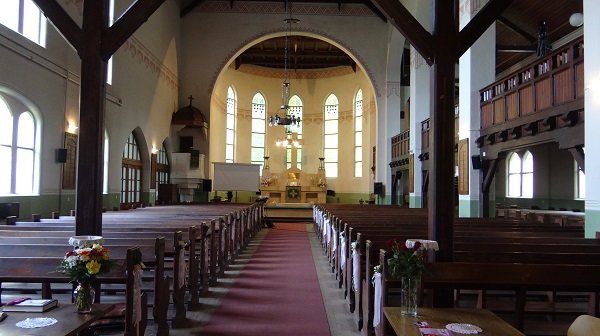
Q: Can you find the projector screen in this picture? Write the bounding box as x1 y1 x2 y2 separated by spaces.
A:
212 162 260 191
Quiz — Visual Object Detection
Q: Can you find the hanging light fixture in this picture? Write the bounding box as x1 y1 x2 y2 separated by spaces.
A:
268 4 301 128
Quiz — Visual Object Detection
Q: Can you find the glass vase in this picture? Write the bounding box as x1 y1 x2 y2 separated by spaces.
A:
400 275 419 317
74 282 95 313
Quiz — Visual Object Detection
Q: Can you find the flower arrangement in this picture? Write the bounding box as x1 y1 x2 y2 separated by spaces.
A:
386 238 424 279
317 177 327 189
57 244 113 284
261 176 272 187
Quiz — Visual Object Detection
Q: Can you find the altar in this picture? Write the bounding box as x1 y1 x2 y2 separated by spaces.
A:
261 184 326 203
259 132 327 204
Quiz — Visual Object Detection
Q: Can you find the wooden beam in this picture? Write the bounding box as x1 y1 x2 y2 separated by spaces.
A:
363 1 387 22
180 0 205 17
75 0 109 236
568 146 585 173
497 15 536 43
103 0 167 58
370 0 434 65
456 0 516 58
32 0 82 54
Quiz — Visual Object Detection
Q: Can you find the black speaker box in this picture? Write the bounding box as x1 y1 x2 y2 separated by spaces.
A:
374 182 383 195
471 155 482 170
56 148 68 163
202 179 212 192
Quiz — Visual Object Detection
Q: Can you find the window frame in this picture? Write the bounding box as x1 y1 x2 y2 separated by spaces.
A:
506 151 534 199
0 0 47 47
324 93 338 178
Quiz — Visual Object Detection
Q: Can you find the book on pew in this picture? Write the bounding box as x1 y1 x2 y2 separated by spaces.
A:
2 298 58 312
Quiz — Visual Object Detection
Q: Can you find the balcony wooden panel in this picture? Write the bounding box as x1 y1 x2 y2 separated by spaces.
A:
553 68 572 105
493 99 505 125
506 92 519 120
520 85 534 115
535 77 552 110
575 63 584 98
391 130 410 160
482 104 493 128
480 37 583 131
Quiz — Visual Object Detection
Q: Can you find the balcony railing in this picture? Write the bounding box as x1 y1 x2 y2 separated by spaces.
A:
480 37 583 130
391 130 410 160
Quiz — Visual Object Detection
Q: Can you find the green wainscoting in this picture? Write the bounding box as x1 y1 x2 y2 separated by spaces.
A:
459 198 480 217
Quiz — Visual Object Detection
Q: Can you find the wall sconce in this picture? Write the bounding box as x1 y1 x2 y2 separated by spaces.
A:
151 146 158 154
67 122 78 134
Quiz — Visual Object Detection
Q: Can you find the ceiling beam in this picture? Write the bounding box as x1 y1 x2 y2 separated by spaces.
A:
103 0 167 58
363 1 387 22
497 45 536 53
181 0 206 17
497 15 536 43
456 0 516 58
32 0 82 55
370 0 434 65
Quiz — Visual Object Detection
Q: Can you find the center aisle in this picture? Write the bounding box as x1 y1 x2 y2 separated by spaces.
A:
199 223 331 336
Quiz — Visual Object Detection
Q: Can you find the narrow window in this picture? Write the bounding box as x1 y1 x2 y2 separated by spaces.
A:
287 95 303 170
354 89 363 177
251 93 266 171
225 86 236 163
324 93 338 178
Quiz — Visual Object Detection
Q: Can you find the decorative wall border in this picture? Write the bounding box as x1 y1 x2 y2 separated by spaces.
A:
123 37 179 90
386 81 401 98
410 48 426 70
459 0 488 17
195 1 376 17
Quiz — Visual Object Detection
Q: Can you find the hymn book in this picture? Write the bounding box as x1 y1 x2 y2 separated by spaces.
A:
2 298 58 312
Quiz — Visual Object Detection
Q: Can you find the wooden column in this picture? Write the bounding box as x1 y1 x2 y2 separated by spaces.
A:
75 0 109 236
427 0 457 308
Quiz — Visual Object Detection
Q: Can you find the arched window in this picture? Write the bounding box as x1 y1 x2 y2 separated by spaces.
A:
16 112 35 194
0 95 38 195
0 0 46 46
226 86 236 163
324 93 339 178
521 151 533 197
507 151 533 198
354 89 363 177
0 97 14 194
121 133 142 208
287 95 303 170
251 92 266 170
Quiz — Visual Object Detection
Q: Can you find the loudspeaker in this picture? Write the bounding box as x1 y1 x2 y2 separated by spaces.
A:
326 189 336 197
471 155 482 170
374 182 383 195
56 148 67 163
202 179 212 192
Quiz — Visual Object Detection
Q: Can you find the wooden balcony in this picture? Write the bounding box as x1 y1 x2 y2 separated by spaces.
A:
478 37 584 155
391 130 410 160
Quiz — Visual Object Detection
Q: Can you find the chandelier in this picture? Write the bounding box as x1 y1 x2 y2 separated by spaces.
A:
268 6 300 128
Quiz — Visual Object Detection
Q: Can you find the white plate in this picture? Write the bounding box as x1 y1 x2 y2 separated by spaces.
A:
16 317 58 329
446 323 483 334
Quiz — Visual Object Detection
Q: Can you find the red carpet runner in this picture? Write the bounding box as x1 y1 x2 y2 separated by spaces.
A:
200 223 331 335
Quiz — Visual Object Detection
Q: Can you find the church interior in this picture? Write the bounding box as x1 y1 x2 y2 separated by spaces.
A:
1 0 600 335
